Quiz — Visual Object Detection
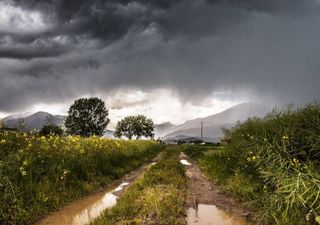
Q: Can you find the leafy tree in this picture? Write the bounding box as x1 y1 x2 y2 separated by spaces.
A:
65 97 110 136
39 124 64 136
114 115 154 140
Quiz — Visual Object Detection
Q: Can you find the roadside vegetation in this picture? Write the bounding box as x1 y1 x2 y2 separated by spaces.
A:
0 132 161 225
184 102 320 225
91 145 186 225
0 97 160 225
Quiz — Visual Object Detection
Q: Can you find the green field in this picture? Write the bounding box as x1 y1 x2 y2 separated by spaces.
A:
0 133 161 225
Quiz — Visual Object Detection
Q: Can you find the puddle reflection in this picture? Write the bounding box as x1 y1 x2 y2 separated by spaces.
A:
187 204 247 225
180 159 191 165
37 182 130 225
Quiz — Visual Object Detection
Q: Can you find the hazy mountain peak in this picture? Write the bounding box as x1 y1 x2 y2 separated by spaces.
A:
162 102 270 142
156 122 175 127
3 112 33 121
4 111 64 130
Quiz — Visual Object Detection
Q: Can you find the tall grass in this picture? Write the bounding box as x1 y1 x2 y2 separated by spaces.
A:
0 133 161 225
185 102 320 225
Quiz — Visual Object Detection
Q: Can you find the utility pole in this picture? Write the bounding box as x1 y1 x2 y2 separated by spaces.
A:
200 121 203 142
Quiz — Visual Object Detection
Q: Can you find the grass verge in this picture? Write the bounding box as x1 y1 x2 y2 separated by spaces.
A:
91 145 186 225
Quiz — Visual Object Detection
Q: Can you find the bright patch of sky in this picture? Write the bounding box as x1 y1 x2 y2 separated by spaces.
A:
0 89 240 126
105 89 240 127
31 103 69 116
0 1 48 34
0 112 7 119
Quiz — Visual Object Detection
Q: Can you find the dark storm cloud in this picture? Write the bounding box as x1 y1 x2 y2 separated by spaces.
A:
1 0 187 61
0 45 69 59
206 0 317 14
1 0 320 113
9 0 177 46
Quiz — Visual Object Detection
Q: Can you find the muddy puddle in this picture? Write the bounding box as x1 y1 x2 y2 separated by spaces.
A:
180 152 251 225
187 204 247 225
37 182 128 225
37 161 158 225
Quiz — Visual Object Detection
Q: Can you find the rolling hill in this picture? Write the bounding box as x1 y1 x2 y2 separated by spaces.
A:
163 102 270 142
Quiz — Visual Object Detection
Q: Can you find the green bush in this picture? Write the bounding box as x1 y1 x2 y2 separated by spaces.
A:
39 124 64 136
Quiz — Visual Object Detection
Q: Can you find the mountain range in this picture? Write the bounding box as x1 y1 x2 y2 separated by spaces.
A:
159 102 270 142
1 102 270 141
2 111 65 131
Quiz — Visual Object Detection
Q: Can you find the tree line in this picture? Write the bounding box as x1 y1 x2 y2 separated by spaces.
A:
1 97 155 140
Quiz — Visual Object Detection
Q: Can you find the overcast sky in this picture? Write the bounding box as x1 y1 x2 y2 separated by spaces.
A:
0 0 319 123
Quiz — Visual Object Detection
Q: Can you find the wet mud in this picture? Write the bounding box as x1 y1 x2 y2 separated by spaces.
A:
36 159 159 225
180 153 252 225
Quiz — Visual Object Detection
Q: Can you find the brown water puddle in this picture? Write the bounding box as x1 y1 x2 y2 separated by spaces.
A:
36 183 121 225
180 153 252 225
36 162 158 225
187 204 247 225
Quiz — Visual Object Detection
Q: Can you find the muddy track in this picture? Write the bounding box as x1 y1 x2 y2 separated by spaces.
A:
36 152 163 225
180 153 252 225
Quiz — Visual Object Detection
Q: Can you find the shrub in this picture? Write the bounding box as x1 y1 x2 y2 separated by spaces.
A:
223 102 320 224
39 124 64 136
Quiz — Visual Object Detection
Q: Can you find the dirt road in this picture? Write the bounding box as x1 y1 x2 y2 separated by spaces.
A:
180 152 252 225
36 154 162 225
